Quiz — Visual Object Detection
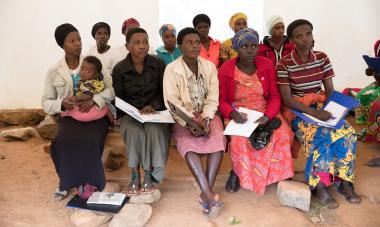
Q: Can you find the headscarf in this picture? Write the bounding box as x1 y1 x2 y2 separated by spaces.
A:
159 24 176 38
232 28 259 50
266 15 283 35
91 22 110 38
177 27 198 45
192 14 211 27
54 23 78 48
229 12 248 30
121 18 140 34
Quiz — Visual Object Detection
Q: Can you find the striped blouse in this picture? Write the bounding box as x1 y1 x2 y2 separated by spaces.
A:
276 50 334 97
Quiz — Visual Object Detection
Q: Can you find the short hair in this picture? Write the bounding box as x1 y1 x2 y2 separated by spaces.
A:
83 55 102 73
125 27 148 43
286 19 313 38
192 14 211 27
177 27 199 45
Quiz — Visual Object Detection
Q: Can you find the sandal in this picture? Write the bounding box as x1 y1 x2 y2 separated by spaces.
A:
140 171 155 193
313 183 339 209
53 188 68 201
225 170 240 193
198 193 220 212
126 182 141 195
203 202 225 219
338 181 361 204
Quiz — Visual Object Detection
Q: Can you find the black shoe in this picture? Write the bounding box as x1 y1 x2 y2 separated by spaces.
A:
313 183 339 209
338 180 361 204
225 170 240 193
249 117 281 150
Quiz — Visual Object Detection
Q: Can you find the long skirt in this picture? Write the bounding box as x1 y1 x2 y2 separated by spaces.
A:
51 116 109 191
120 115 170 183
172 115 226 157
292 118 357 188
230 114 294 195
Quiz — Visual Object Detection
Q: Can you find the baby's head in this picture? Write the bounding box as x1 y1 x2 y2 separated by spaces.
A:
80 56 103 81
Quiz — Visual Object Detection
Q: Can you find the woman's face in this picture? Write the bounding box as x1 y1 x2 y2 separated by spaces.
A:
80 61 97 81
127 32 149 59
237 40 258 63
95 27 110 48
233 19 247 34
291 24 314 51
195 22 210 40
162 31 176 50
271 22 285 39
63 31 82 56
180 33 201 59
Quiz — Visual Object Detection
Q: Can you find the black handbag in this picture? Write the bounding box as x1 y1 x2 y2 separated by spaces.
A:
249 117 281 150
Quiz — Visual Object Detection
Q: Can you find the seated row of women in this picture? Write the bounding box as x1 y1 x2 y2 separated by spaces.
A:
42 16 362 219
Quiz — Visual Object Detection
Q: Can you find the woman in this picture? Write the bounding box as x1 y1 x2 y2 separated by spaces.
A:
220 12 248 64
163 27 226 218
86 22 119 74
218 28 294 195
112 28 170 194
193 14 221 67
277 19 361 208
156 24 181 65
42 23 115 200
258 15 294 66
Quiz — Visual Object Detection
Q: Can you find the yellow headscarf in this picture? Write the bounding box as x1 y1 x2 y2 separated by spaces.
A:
229 12 248 30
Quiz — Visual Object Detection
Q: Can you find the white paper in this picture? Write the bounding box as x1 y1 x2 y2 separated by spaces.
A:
303 101 347 128
115 97 175 123
87 192 126 206
223 107 264 137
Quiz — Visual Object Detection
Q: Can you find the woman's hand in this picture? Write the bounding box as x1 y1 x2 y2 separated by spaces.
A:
255 115 269 126
139 105 156 115
311 109 333 121
201 118 210 135
78 99 95 113
230 111 248 123
62 96 77 111
186 124 204 137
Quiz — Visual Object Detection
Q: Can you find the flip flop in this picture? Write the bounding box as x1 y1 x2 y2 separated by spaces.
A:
203 202 225 219
53 188 68 201
140 182 154 194
126 182 140 196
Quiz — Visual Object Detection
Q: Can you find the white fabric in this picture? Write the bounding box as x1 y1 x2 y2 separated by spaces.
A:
266 15 284 34
86 45 120 75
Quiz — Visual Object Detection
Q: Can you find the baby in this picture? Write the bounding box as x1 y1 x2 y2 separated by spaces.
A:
61 55 113 122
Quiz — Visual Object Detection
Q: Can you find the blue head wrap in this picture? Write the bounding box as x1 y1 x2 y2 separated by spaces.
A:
232 28 259 50
159 24 177 38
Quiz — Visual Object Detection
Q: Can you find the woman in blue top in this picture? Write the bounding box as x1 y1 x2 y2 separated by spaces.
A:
156 24 181 65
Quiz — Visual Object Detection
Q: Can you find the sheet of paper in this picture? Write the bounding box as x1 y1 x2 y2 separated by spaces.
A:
223 107 263 137
303 101 347 128
87 192 126 206
115 97 175 123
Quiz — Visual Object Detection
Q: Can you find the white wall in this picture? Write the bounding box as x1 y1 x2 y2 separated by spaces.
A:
0 0 379 109
264 0 380 91
0 0 159 109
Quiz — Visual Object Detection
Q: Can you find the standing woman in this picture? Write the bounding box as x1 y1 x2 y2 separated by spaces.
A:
277 19 361 208
163 28 226 218
156 24 181 65
219 28 294 195
220 12 248 64
87 22 120 74
42 23 115 200
112 28 169 194
258 15 294 66
193 14 221 67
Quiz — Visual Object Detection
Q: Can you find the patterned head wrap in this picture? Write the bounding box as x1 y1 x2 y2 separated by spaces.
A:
159 24 177 38
54 23 78 48
121 18 140 34
266 15 284 34
229 12 248 30
232 28 259 50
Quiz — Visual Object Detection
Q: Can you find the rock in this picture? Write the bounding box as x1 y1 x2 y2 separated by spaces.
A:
0 109 45 125
129 189 161 204
277 180 311 212
109 204 152 227
103 182 121 193
102 145 126 171
0 127 39 141
36 116 57 140
70 209 112 227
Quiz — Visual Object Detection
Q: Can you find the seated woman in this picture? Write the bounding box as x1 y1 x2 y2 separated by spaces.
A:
86 22 120 74
220 12 248 65
258 15 294 66
156 24 181 65
277 19 361 208
163 27 226 218
42 23 115 200
218 28 294 195
193 14 221 67
112 28 170 194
